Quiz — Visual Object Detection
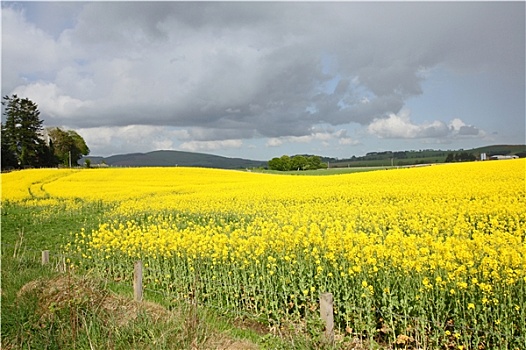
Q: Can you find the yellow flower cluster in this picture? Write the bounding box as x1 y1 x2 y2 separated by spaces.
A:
2 159 525 347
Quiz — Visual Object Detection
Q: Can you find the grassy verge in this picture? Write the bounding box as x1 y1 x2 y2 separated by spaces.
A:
2 253 258 349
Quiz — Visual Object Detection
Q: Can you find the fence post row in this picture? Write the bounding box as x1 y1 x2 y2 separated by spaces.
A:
320 292 335 344
134 260 143 302
39 254 336 339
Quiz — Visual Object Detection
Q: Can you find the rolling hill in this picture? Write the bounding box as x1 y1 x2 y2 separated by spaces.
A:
81 150 267 169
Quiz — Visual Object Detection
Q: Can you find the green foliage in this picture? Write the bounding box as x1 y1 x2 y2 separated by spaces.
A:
268 155 291 171
1 123 18 168
1 95 90 170
47 127 90 167
445 152 477 163
1 94 55 169
268 155 327 171
291 155 307 170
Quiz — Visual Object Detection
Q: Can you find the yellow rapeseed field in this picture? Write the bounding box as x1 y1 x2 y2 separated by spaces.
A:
2 159 525 348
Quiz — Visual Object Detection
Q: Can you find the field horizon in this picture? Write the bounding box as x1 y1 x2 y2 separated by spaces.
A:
79 143 526 169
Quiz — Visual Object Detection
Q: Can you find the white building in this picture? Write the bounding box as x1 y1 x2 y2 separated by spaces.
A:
489 155 519 160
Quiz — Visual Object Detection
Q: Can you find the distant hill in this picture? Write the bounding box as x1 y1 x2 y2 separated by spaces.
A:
81 150 267 169
469 144 526 157
329 144 526 168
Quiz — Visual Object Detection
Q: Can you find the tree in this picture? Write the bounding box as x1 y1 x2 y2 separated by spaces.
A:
47 127 90 167
1 124 17 169
268 155 327 171
1 95 53 169
69 130 90 163
278 155 292 171
455 152 476 162
291 155 307 170
267 157 281 170
446 152 476 163
306 155 326 170
268 155 292 171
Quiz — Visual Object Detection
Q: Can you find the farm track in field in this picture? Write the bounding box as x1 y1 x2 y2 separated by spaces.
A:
27 170 81 199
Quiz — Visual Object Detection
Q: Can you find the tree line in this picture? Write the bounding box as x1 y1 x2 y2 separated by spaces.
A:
267 155 327 171
1 95 90 170
444 152 477 163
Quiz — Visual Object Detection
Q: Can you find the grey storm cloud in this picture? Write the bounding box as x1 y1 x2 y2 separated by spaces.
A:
2 1 525 142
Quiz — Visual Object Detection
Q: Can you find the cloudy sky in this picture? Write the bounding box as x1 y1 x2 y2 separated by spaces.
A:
2 1 525 160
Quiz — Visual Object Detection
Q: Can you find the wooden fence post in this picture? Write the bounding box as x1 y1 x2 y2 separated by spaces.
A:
42 250 49 265
134 260 143 302
320 292 334 344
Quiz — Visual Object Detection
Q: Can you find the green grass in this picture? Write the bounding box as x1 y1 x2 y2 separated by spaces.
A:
1 199 108 250
1 254 202 350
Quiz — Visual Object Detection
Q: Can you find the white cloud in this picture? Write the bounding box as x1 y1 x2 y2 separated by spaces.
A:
287 134 329 144
76 125 180 156
152 139 174 150
339 138 360 146
367 110 444 138
266 138 283 147
448 118 485 137
367 110 484 139
265 129 360 148
449 118 466 131
13 82 92 120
